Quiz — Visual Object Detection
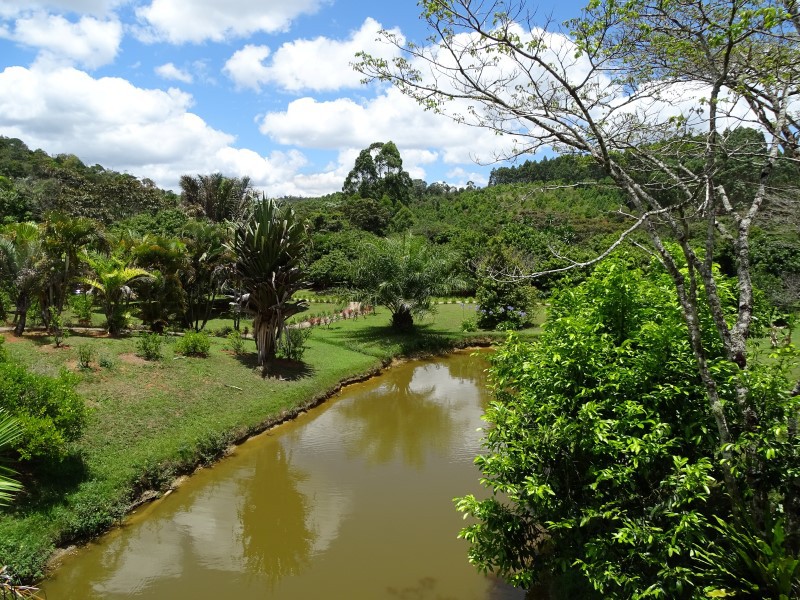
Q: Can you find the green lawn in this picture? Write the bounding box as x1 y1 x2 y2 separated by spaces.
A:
0 303 543 583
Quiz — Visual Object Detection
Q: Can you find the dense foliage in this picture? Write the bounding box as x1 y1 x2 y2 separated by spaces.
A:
457 258 799 597
0 339 86 461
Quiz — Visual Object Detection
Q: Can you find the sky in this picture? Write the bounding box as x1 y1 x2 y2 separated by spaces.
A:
0 0 586 197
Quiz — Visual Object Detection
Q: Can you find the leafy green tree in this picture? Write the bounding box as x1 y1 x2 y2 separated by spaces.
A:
350 235 464 331
229 198 309 373
475 241 536 330
127 233 188 328
342 141 413 205
457 258 798 596
180 173 251 223
0 222 44 336
81 253 152 335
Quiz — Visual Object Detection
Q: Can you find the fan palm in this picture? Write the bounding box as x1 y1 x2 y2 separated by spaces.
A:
81 253 152 335
229 198 309 373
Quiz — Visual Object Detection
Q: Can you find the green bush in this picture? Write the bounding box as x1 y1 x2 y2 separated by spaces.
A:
0 362 86 461
225 330 246 355
76 344 94 369
136 332 163 361
175 331 211 357
68 292 94 325
276 327 311 361
460 317 478 332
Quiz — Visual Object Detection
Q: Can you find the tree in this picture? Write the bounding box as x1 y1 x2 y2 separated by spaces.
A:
342 141 413 205
180 173 251 223
457 258 797 596
81 253 152 335
357 0 800 593
350 235 464 331
0 222 44 336
229 198 309 373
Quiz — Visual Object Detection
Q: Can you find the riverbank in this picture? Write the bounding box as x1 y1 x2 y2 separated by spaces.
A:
0 305 540 584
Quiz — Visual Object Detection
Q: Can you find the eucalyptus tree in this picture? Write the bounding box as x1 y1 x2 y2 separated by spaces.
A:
350 235 464 331
0 222 44 336
357 0 800 594
229 198 309 373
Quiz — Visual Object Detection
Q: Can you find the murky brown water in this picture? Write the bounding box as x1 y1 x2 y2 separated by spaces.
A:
41 351 534 600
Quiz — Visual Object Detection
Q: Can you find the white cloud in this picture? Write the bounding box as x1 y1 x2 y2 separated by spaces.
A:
0 64 317 192
0 12 122 68
155 62 192 84
135 0 325 44
258 87 512 165
223 44 270 92
224 18 402 93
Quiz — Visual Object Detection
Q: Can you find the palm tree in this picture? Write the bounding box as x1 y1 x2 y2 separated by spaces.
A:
81 253 152 335
180 173 251 223
350 235 464 331
41 212 107 318
229 198 309 373
0 409 23 506
0 222 44 336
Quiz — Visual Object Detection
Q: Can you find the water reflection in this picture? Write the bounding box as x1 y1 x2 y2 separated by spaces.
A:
339 362 457 468
237 443 314 585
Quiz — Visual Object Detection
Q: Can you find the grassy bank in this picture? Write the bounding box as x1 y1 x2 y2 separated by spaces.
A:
0 304 541 583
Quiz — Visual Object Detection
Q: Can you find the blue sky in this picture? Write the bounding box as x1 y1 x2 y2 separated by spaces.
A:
0 0 586 196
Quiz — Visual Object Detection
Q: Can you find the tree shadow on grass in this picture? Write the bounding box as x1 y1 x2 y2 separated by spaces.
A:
321 322 462 358
11 451 89 513
232 351 315 381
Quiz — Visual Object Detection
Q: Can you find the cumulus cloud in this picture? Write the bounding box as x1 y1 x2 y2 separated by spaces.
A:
224 18 402 93
0 64 317 193
258 87 512 164
155 62 192 83
0 12 122 68
135 0 325 44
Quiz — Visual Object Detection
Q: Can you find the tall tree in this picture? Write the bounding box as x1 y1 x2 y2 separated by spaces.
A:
342 141 413 205
229 198 309 373
357 0 800 593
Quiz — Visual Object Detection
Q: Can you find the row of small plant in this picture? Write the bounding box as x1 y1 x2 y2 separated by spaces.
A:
286 304 375 328
135 328 311 362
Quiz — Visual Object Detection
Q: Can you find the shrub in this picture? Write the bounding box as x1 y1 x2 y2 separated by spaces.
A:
461 317 478 332
0 362 86 461
225 330 246 355
276 327 311 361
76 344 94 369
98 355 115 369
68 292 94 325
213 325 233 338
175 331 211 357
136 333 163 361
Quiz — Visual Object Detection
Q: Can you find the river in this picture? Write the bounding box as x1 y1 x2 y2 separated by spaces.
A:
41 350 535 599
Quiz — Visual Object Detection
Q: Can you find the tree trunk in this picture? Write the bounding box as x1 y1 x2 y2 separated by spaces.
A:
391 305 414 332
13 295 30 336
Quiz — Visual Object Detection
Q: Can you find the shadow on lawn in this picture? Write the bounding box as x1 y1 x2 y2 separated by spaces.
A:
14 452 89 512
322 322 464 358
232 351 315 381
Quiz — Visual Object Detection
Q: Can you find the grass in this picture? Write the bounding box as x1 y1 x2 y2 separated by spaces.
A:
0 303 544 583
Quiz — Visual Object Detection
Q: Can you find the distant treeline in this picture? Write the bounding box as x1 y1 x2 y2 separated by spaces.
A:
488 154 607 186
